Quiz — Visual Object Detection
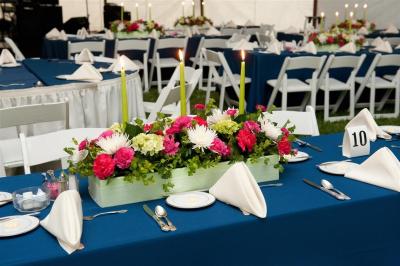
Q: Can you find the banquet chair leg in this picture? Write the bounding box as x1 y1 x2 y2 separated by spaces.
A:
143 63 149 93
149 64 155 90
281 90 287 111
369 86 376 117
205 67 213 104
324 89 330 122
332 91 347 114
219 73 227 110
156 65 162 93
300 92 311 111
350 85 355 119
267 87 278 108
395 84 400 117
377 89 392 112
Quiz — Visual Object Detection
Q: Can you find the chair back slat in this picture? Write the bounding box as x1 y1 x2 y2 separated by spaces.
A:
156 38 187 49
202 48 222 65
287 56 325 70
115 39 150 52
68 40 106 57
203 38 227 49
377 54 400 67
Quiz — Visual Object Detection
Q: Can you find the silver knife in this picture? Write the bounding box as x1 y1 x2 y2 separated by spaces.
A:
303 179 346 200
143 204 170 231
296 139 323 152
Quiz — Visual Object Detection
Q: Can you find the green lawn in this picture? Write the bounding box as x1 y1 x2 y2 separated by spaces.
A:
143 88 400 134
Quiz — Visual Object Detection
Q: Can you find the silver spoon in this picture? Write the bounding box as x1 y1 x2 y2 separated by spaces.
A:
155 205 176 231
321 179 351 200
83 209 128 221
0 211 41 223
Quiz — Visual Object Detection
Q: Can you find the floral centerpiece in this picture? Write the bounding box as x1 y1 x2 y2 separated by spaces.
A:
111 19 165 38
334 19 376 34
65 102 296 207
174 15 213 28
308 30 365 51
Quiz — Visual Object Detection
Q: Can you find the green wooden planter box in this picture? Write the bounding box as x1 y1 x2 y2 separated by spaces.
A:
88 155 279 208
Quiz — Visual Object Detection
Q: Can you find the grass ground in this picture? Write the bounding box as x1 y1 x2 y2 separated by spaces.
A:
143 87 400 134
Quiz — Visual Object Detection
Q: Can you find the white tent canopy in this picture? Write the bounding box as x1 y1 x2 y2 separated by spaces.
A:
60 0 400 32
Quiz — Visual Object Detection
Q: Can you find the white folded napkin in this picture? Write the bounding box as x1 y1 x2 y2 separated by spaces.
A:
40 190 83 254
231 39 258 51
206 26 221 36
267 40 282 55
373 41 393 53
59 30 68 41
105 29 114 40
371 37 384 47
244 20 254 26
184 27 192 37
74 48 95 64
46 28 61 40
149 29 159 39
284 26 300 34
65 63 103 81
0 49 17 65
357 27 369 35
345 108 391 141
339 42 357 54
344 147 400 192
76 27 89 39
384 24 399 34
396 44 400 50
209 162 267 218
298 41 317 55
109 54 139 73
192 25 201 35
225 20 236 28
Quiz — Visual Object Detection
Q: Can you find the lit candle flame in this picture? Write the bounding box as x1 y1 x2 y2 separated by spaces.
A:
320 12 325 18
192 1 194 6
179 50 184 61
202 1 205 5
363 4 367 8
148 3 152 7
241 50 245 61
354 3 358 8
349 11 354 18
335 11 339 17
182 1 184 6
135 3 138 7
345 3 349 8
120 2 124 7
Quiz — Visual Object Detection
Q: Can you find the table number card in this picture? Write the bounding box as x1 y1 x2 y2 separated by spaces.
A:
342 125 370 158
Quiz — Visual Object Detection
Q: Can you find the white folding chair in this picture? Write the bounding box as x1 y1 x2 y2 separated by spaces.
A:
149 37 188 92
266 105 319 136
145 85 189 123
385 37 400 46
144 67 202 119
67 40 106 58
312 54 366 122
203 49 251 110
267 55 326 111
355 54 400 118
4 37 25 61
20 128 106 174
0 101 69 176
115 39 151 92
190 37 227 90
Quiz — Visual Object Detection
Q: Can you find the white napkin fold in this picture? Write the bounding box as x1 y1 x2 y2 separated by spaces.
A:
184 27 192 37
344 147 400 192
345 108 391 141
149 29 159 39
40 190 83 254
76 27 89 39
74 48 95 64
105 29 114 40
339 42 357 54
66 63 103 81
225 20 236 28
59 30 68 41
371 37 384 47
231 39 258 51
0 49 17 65
395 44 400 50
357 27 369 35
284 26 300 34
209 162 267 218
109 54 139 73
244 20 254 26
384 24 399 34
206 26 221 36
192 25 201 35
267 40 282 55
373 41 393 53
46 28 61 40
298 41 317 55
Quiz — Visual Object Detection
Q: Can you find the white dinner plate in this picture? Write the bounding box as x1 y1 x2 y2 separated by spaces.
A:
318 161 359 175
1 63 21 68
0 215 39 237
0 192 12 207
380 125 400 135
166 191 215 209
284 151 310 163
56 74 69 80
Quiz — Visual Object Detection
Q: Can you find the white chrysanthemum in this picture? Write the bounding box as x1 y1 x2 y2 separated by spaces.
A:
109 123 123 133
206 109 231 126
259 116 281 140
187 125 217 150
97 133 131 155
131 133 164 156
70 149 88 164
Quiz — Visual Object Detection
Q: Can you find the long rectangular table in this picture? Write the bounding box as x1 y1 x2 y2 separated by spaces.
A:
1 133 399 265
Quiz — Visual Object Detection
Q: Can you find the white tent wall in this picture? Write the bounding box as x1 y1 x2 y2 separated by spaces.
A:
318 0 400 29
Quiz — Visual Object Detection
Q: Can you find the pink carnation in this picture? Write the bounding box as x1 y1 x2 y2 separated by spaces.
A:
210 138 231 157
163 135 180 156
144 123 153 132
194 103 205 110
78 139 88 151
225 108 238 116
236 129 256 152
243 121 261 133
114 147 135 170
93 154 115 180
278 136 292 155
281 128 290 137
193 116 207 126
255 104 267 112
166 116 193 135
99 130 114 139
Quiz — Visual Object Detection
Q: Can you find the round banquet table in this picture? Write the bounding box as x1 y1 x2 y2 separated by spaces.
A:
0 133 399 265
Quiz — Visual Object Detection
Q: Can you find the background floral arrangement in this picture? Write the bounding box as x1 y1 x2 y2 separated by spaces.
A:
174 16 213 27
65 101 296 191
308 31 365 47
111 19 165 35
335 19 376 32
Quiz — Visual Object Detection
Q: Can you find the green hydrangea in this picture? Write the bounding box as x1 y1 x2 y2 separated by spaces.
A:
131 133 164 156
211 120 240 135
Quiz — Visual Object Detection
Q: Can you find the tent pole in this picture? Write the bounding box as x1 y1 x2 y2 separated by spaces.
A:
313 0 318 27
200 0 204 16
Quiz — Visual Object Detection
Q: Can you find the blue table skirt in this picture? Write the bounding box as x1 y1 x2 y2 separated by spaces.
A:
0 64 39 90
22 59 124 86
367 30 400 39
277 32 304 43
1 133 400 266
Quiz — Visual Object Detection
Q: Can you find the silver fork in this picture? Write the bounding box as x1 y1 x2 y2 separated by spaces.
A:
0 212 41 223
83 209 128 221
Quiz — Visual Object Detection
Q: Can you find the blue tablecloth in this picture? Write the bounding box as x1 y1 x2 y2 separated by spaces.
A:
1 133 400 266
22 59 122 86
0 64 39 90
367 30 400 39
277 32 304 43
